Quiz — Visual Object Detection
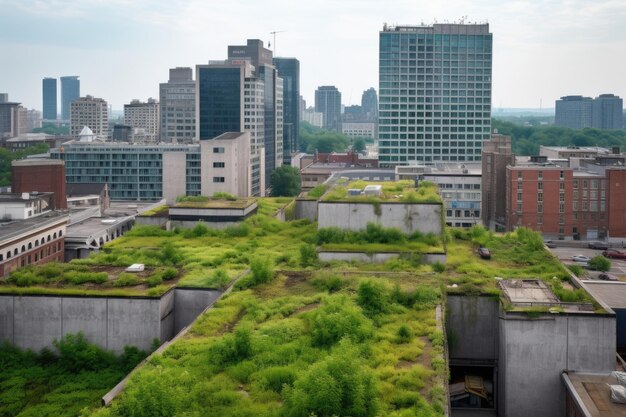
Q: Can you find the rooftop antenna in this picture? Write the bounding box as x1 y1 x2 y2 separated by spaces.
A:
269 30 286 56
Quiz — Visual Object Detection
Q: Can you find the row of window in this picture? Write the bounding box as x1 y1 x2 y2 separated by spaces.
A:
1 231 63 262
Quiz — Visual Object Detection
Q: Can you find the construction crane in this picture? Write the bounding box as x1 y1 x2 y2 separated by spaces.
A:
269 30 286 55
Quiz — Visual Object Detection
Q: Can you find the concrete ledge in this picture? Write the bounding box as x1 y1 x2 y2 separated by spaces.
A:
318 250 446 264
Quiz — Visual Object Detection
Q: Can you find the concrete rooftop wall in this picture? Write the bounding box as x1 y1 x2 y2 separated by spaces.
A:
0 288 220 354
318 202 443 235
447 295 499 361
499 313 616 417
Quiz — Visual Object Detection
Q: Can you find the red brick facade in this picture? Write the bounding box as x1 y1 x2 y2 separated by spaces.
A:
606 169 626 238
506 166 612 239
11 162 67 209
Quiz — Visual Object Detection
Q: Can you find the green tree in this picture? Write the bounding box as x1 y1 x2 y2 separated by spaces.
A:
589 256 611 272
270 165 301 197
352 137 366 152
0 144 49 186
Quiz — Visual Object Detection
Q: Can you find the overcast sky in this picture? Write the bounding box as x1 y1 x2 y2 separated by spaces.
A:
1 0 625 112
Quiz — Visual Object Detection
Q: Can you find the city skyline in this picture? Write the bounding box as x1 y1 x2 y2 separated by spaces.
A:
1 0 625 111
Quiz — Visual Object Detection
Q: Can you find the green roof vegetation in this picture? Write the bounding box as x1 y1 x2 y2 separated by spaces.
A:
174 194 257 209
321 180 442 204
0 333 146 416
1 194 606 415
137 205 169 217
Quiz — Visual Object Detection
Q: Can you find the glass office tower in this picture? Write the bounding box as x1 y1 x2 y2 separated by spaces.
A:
60 76 80 121
42 78 57 120
273 58 300 164
378 23 492 165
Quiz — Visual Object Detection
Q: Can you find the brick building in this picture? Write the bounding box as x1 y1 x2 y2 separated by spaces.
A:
505 158 626 240
11 159 67 209
0 193 68 277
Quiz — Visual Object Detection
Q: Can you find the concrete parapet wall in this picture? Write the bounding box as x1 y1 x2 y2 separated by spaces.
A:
0 288 220 354
295 199 318 221
318 201 443 235
318 251 446 264
446 295 499 361
499 313 616 417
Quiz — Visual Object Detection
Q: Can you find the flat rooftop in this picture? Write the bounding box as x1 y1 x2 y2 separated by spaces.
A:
584 282 626 309
563 372 626 417
66 215 133 238
500 279 559 304
0 192 54 203
0 211 68 243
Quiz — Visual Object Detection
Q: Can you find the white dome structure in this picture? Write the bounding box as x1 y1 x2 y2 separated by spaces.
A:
78 126 95 142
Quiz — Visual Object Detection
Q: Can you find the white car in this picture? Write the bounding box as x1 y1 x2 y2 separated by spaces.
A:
572 255 591 263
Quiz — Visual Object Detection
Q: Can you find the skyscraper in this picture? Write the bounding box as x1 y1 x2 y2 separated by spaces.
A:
555 96 593 129
70 95 108 137
159 67 196 143
196 39 283 195
592 94 623 130
42 78 57 120
273 58 300 164
315 86 341 132
378 23 493 165
361 87 378 122
60 76 80 121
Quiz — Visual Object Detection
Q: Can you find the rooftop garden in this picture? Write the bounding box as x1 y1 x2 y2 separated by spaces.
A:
91 270 448 417
1 195 605 415
174 193 256 209
321 180 442 204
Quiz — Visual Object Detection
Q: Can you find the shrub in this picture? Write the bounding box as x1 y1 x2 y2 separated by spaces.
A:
54 332 116 373
210 269 230 289
160 242 182 266
189 222 210 237
224 223 251 237
396 325 412 343
254 366 297 393
357 280 390 316
64 271 108 285
309 296 373 347
589 256 611 272
283 341 378 417
432 261 445 273
146 273 163 288
568 264 584 277
161 267 178 281
212 192 237 201
114 272 141 287
307 184 328 199
299 243 318 267
311 273 344 293
9 269 45 287
212 326 254 365
250 256 274 286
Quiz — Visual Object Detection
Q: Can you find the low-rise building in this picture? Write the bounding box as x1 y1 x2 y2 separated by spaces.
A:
0 193 68 277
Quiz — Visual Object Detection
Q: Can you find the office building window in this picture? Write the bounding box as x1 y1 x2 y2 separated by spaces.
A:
213 162 225 168
213 147 225 153
213 177 225 183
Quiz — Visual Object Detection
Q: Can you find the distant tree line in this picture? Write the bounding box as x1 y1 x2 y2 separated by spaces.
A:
299 122 371 154
492 118 626 156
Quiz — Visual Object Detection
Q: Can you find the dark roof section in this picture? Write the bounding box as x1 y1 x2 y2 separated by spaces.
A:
213 132 245 140
67 183 107 197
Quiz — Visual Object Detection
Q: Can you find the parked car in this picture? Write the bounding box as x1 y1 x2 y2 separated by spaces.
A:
602 249 626 259
599 273 619 281
572 254 591 263
588 241 609 250
477 247 491 259
544 240 557 248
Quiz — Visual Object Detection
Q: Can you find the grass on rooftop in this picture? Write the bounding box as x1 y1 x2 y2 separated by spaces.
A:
321 180 442 204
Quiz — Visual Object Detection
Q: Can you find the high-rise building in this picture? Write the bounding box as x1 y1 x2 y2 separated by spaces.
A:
361 87 378 123
592 94 623 130
124 98 160 143
273 57 300 164
555 94 623 130
315 86 342 132
196 39 284 195
60 76 80 121
555 96 593 129
378 23 493 165
26 109 42 132
0 100 21 139
159 67 196 143
42 78 57 120
70 96 108 137
0 93 8 103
